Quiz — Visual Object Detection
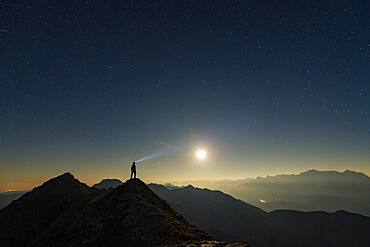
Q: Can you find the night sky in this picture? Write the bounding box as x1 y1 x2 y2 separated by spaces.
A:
1 0 369 190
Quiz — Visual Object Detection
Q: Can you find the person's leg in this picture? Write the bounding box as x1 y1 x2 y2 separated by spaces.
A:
131 171 133 179
134 170 136 179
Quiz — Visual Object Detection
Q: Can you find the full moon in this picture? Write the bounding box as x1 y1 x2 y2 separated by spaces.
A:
195 149 207 160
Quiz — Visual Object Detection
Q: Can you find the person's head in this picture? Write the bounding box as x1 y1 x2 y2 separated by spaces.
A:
132 161 135 165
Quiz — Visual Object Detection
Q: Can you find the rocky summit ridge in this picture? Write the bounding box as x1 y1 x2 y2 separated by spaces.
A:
0 173 244 247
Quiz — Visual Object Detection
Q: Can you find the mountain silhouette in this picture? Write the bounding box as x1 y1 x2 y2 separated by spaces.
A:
238 169 370 216
149 183 370 247
0 178 124 210
93 178 123 189
0 172 97 247
149 183 273 246
0 174 220 247
180 169 370 216
270 209 370 247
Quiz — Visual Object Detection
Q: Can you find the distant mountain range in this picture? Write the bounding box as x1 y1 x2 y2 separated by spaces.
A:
172 169 370 216
0 191 26 209
0 173 230 247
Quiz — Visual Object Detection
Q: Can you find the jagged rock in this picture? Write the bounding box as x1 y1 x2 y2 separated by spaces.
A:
173 240 249 246
0 174 213 247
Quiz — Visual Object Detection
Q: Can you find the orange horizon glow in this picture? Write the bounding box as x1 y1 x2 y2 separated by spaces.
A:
1 166 369 192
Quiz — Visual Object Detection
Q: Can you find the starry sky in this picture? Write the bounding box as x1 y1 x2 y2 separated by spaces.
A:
1 0 369 191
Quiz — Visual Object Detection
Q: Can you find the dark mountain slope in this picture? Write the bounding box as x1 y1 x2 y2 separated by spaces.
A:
150 183 370 247
0 174 213 247
93 178 123 189
0 172 97 247
270 209 370 247
149 184 273 246
30 178 209 247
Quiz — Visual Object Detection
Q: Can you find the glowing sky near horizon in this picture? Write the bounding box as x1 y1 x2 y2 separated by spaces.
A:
0 0 369 191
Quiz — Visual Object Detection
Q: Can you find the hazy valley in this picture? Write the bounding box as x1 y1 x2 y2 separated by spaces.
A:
169 169 370 217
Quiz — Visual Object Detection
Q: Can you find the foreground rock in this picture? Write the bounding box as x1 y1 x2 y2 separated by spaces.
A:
0 174 212 247
0 173 97 246
174 240 249 246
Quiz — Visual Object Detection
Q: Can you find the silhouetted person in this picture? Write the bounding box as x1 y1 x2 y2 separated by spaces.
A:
131 162 136 179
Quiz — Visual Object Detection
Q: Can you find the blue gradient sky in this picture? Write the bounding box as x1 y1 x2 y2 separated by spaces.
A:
0 0 369 190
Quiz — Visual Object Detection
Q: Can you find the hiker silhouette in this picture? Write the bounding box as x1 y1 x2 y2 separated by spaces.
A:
131 162 136 179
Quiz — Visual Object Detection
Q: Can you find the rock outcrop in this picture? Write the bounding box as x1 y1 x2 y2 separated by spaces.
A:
0 174 213 247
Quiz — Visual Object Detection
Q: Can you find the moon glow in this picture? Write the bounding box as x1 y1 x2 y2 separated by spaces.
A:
195 149 207 160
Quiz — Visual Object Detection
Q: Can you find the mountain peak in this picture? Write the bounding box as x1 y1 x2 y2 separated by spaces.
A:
0 173 97 247
126 177 146 185
43 172 75 185
36 172 93 196
299 169 370 180
93 178 123 189
117 178 152 193
52 172 74 180
30 177 208 246
303 169 319 174
343 169 369 178
185 184 195 189
1 175 209 246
